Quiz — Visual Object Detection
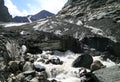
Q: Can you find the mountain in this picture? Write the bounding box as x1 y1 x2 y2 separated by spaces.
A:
30 10 54 21
0 0 12 22
13 10 54 23
2 0 120 58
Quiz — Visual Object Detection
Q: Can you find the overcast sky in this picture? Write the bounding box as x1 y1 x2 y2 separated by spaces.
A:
4 0 67 17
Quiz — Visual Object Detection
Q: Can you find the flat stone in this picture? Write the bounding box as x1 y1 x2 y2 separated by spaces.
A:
94 65 120 82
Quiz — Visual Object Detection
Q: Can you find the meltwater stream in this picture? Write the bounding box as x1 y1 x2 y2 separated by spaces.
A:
34 50 116 82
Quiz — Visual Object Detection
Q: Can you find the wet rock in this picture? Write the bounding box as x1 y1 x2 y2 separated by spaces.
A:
94 65 120 82
8 61 20 73
90 60 106 72
46 58 63 65
34 63 46 72
72 53 93 69
80 72 98 82
79 67 87 77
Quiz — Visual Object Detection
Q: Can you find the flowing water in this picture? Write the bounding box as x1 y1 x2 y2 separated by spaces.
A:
34 50 116 82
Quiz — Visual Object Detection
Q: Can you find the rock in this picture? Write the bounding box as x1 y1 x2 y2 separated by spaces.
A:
30 77 39 82
7 74 16 82
80 72 98 82
34 62 46 72
0 0 12 22
79 67 87 77
23 70 35 76
90 60 106 72
19 31 83 54
50 79 58 82
16 73 25 82
72 53 93 69
47 58 63 65
24 75 33 82
8 61 20 73
23 61 34 72
94 65 120 82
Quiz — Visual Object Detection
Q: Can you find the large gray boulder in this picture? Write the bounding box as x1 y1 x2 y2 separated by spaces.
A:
94 65 120 82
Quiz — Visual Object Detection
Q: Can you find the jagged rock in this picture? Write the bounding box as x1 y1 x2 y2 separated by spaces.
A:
72 53 93 69
23 61 34 72
94 65 120 82
0 0 12 22
57 0 120 57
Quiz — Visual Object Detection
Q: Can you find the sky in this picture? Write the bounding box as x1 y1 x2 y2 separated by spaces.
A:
4 0 67 17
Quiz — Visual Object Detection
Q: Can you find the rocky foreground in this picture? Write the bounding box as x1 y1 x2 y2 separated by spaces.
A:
0 30 119 82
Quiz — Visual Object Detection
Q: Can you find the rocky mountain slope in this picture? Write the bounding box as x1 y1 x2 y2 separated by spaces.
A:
1 0 120 59
0 0 12 22
13 10 54 23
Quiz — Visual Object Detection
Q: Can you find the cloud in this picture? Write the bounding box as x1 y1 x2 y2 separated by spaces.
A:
5 0 29 17
4 0 67 17
35 0 67 14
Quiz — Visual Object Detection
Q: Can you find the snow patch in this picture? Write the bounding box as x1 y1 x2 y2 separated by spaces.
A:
4 23 26 27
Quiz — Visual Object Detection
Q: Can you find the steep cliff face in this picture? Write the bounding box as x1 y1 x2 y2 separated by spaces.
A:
58 0 120 21
0 0 12 22
57 0 120 41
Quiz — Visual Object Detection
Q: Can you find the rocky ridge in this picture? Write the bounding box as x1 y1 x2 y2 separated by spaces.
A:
13 10 54 23
0 0 12 22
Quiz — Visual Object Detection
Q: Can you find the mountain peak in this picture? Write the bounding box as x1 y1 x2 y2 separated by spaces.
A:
13 10 54 23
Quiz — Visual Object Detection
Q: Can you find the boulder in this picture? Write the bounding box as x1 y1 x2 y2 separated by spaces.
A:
72 53 93 69
23 61 34 72
8 61 20 73
90 60 106 72
94 65 120 82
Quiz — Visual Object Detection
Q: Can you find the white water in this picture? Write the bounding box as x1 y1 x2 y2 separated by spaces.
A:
34 50 116 82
